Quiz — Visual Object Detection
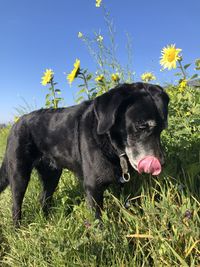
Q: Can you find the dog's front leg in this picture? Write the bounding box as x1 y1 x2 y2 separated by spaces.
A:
84 183 104 220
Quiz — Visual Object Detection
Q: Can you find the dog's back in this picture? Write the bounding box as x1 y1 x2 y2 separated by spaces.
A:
0 101 91 192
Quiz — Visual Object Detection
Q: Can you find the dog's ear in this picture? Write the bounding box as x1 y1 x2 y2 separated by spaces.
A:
94 85 134 134
145 84 169 127
94 90 123 134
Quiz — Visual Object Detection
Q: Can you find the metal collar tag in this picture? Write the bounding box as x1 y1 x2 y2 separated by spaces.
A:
119 153 130 183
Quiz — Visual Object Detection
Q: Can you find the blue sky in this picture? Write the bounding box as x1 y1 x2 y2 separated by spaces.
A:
0 0 200 123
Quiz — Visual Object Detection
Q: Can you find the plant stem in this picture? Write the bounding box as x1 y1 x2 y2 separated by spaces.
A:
50 79 58 109
79 72 91 100
178 60 187 80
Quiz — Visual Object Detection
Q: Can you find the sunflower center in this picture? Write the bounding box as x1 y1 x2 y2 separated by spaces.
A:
166 49 176 62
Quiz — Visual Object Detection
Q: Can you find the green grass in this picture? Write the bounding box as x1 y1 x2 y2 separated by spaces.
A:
0 127 199 266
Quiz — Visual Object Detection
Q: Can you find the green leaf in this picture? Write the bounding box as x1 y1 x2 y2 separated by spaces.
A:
45 94 51 100
77 88 86 95
187 162 200 177
45 100 51 107
78 84 86 88
76 96 84 103
86 74 92 80
55 89 61 94
55 97 63 101
164 242 189 267
174 72 182 77
190 74 198 80
89 87 96 92
184 63 191 69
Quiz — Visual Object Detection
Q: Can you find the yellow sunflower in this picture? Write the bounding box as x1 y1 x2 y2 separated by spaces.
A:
160 44 182 70
97 35 103 42
96 0 102 7
95 74 104 82
111 73 120 82
78 32 83 38
67 59 80 85
141 72 156 82
178 79 187 92
41 69 54 86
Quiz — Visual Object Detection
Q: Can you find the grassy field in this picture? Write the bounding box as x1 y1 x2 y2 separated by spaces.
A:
0 125 199 267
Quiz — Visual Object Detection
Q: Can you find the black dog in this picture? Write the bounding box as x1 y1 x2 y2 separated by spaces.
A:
0 83 169 226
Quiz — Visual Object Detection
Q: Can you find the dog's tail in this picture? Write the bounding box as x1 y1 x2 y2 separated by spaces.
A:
0 158 9 193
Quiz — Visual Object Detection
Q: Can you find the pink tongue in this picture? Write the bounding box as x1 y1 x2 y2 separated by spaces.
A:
137 156 161 176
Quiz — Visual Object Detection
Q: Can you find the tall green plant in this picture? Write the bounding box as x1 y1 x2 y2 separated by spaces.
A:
41 69 63 108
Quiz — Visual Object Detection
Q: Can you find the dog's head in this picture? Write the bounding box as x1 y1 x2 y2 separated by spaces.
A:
94 82 169 175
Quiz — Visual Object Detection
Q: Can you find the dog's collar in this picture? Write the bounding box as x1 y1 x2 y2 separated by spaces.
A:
119 153 130 183
106 133 131 183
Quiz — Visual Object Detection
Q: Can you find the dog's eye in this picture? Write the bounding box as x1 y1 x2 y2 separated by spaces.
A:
138 124 148 130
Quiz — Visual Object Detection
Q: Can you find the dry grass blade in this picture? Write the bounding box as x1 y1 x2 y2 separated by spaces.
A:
126 233 154 239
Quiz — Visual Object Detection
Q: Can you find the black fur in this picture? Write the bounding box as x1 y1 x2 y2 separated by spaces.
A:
0 83 169 226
